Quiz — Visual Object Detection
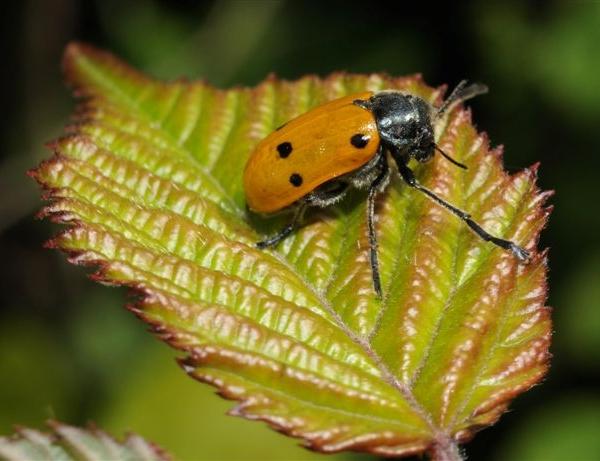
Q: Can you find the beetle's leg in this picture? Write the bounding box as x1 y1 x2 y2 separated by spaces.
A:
395 158 530 261
256 181 349 250
256 203 307 249
367 154 391 299
305 181 349 208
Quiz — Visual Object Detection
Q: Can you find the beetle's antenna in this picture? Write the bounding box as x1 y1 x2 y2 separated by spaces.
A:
435 80 488 120
435 144 467 170
436 80 467 118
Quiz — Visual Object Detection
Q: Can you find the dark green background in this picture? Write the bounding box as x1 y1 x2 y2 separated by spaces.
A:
1 1 599 460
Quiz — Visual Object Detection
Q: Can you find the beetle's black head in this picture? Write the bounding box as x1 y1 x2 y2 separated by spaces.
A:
357 91 435 163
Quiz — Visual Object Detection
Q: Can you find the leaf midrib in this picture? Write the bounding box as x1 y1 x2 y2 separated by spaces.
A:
141 292 401 402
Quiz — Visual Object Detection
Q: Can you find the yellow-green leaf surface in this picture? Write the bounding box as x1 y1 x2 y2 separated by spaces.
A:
32 43 551 459
0 422 169 461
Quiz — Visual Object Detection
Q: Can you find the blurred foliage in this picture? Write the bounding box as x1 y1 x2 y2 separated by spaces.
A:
556 251 600 365
477 2 600 120
1 1 599 460
494 394 600 461
0 319 77 429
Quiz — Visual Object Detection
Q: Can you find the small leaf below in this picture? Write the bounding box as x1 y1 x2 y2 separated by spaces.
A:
0 421 169 461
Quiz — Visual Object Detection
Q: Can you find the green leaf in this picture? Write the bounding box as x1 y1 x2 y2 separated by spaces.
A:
32 43 551 459
0 421 169 461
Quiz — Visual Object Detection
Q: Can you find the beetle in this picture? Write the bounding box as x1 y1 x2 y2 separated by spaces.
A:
243 81 530 297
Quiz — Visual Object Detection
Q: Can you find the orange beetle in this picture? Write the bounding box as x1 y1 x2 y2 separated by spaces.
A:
244 81 530 297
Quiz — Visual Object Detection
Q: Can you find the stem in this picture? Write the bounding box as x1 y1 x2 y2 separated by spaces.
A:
430 440 463 461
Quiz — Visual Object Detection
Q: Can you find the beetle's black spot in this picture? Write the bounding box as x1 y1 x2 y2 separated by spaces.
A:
350 133 369 148
289 173 303 187
277 142 293 158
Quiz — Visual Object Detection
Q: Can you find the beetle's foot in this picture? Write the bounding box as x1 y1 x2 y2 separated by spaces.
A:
256 237 283 249
256 239 272 249
510 243 531 263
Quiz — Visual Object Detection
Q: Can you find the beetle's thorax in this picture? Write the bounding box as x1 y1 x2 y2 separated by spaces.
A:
367 91 435 163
